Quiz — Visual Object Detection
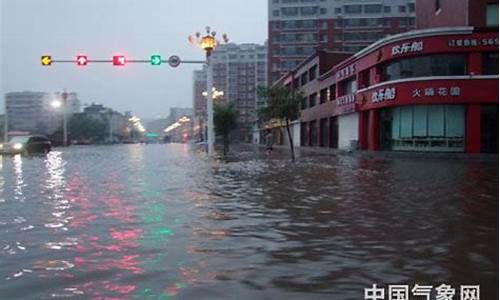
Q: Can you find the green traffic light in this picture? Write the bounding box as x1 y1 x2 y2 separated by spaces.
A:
151 55 162 66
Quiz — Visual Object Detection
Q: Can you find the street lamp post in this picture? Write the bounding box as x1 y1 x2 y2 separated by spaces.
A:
51 90 69 146
62 90 68 147
3 97 8 143
189 27 228 156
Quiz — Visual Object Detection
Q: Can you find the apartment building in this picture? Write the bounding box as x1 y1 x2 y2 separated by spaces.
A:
268 0 417 83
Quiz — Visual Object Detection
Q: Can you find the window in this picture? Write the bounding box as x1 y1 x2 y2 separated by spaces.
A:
320 88 328 104
301 6 318 16
329 85 336 100
483 52 499 75
389 105 465 151
309 65 317 81
320 8 327 15
384 6 391 13
486 4 499 27
301 72 308 86
398 5 406 13
344 5 362 14
281 7 299 16
384 54 468 81
408 3 415 12
364 4 382 14
309 93 317 107
301 97 308 110
273 10 280 17
335 7 342 14
343 78 357 95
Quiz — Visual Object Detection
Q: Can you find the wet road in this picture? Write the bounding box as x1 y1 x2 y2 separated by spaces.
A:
0 144 497 299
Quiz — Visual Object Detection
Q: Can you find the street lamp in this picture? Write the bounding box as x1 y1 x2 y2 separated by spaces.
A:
189 26 228 156
202 87 224 100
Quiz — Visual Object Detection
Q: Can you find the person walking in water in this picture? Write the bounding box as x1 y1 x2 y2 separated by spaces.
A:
265 129 273 155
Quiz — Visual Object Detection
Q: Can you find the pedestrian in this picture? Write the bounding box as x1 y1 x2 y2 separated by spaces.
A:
265 129 273 155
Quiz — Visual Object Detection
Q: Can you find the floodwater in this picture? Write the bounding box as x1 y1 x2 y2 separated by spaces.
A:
0 144 497 299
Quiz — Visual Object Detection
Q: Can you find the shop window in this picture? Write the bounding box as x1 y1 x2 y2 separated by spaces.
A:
384 54 467 81
483 52 499 75
387 105 465 152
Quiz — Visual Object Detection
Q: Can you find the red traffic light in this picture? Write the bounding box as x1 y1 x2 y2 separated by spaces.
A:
76 55 88 66
113 55 126 66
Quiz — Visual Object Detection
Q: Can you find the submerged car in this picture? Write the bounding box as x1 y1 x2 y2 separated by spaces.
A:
0 135 52 155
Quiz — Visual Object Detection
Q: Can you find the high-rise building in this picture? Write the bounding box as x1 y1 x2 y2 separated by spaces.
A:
5 91 80 136
268 0 417 83
193 42 268 142
416 0 499 29
192 68 207 142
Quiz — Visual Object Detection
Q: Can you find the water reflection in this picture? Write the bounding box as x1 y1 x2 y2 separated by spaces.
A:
0 145 496 299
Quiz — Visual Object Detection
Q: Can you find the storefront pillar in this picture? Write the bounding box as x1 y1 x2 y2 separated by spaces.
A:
466 104 481 153
358 111 368 150
368 110 379 151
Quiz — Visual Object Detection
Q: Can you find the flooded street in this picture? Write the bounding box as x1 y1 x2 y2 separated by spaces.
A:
0 144 497 299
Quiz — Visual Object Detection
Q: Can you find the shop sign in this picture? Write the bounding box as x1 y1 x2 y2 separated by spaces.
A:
391 41 424 56
448 38 499 47
372 88 396 103
336 94 355 106
412 87 461 98
336 64 356 80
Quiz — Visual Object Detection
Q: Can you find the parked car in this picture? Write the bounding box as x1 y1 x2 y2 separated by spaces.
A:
0 135 52 155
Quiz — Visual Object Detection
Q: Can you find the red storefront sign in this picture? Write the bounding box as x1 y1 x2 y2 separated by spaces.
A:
357 79 498 111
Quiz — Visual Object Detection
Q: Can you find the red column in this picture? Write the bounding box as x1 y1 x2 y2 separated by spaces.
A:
466 104 481 153
368 110 379 151
469 53 482 76
358 111 368 150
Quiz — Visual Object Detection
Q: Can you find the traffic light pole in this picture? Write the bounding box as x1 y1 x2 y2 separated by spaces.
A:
3 97 8 143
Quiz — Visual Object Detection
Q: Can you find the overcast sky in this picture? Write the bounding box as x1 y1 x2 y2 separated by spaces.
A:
0 0 267 118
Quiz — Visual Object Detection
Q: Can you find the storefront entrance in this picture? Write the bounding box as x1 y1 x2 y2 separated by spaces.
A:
481 105 499 153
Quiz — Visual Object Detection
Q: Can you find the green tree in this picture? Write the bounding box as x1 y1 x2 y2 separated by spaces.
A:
258 86 303 162
214 102 239 156
68 114 107 143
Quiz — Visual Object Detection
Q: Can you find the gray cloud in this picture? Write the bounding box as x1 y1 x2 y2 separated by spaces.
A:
1 0 267 118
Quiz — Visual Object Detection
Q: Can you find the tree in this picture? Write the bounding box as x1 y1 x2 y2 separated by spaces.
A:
258 85 303 162
214 102 239 156
68 114 107 143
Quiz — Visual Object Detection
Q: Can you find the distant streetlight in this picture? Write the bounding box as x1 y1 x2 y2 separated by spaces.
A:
202 87 224 100
189 26 229 156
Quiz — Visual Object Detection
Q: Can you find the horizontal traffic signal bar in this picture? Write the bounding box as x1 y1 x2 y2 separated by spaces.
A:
41 55 205 67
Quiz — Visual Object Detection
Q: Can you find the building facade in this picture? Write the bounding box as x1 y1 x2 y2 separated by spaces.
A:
283 27 498 153
192 68 207 142
5 91 80 137
193 43 268 142
268 0 417 83
416 0 499 29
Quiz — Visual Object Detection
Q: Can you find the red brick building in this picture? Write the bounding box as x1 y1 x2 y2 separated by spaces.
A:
416 0 499 29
